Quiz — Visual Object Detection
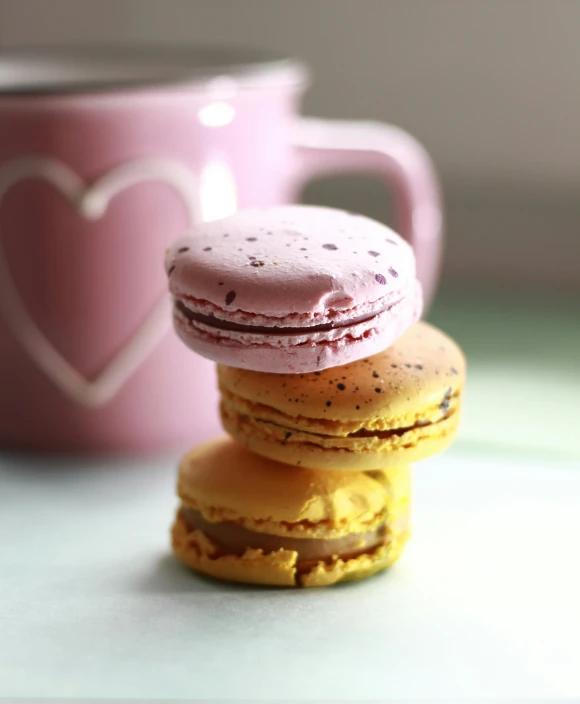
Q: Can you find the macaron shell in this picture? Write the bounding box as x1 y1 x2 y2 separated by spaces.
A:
221 400 460 470
172 517 298 586
176 437 396 536
300 528 410 587
166 205 417 316
175 285 421 374
217 321 465 425
172 439 412 587
171 507 410 587
218 322 465 470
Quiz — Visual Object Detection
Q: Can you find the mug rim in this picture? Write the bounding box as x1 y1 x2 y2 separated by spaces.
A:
0 45 309 96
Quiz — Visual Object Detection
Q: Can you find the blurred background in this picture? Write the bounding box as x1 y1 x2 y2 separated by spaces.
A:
2 0 580 289
0 0 578 458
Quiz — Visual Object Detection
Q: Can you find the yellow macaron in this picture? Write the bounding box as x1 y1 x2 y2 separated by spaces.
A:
172 437 411 587
218 321 465 471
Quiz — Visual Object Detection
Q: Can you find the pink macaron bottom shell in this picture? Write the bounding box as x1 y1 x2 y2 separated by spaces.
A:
173 281 422 374
173 285 409 332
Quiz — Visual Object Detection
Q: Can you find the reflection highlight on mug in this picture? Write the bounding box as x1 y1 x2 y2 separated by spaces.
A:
198 101 236 127
200 160 238 222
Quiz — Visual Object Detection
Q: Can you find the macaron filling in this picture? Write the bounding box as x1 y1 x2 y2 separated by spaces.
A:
174 298 394 335
181 508 387 567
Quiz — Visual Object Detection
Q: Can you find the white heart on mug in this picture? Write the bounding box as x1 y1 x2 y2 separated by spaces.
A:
0 156 199 407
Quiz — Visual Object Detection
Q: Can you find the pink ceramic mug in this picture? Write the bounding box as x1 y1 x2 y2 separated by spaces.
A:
0 47 442 453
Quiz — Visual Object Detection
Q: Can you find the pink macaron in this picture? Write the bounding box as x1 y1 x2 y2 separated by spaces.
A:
165 205 423 374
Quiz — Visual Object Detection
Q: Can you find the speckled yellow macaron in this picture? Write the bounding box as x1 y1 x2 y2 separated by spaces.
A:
172 437 411 587
218 322 465 471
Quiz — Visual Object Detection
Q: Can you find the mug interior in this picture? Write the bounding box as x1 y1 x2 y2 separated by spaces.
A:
0 46 307 95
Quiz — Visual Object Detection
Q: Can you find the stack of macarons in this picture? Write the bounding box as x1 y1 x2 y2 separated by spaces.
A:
165 205 465 587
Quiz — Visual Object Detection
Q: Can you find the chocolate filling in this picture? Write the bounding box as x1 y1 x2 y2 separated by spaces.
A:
348 418 435 438
175 300 389 335
182 508 387 566
231 410 451 442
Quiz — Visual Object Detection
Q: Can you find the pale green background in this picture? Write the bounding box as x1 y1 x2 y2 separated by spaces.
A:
429 288 580 461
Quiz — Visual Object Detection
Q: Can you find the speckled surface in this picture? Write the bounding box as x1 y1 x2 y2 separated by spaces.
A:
166 205 417 315
165 205 422 372
218 321 466 469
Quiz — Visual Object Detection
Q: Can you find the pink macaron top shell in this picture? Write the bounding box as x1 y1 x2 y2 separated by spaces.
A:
166 205 419 319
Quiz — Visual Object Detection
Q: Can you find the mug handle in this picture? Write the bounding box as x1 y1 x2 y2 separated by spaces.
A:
292 117 443 309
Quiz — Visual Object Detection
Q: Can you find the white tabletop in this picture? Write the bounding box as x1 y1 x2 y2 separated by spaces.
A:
1 445 579 700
